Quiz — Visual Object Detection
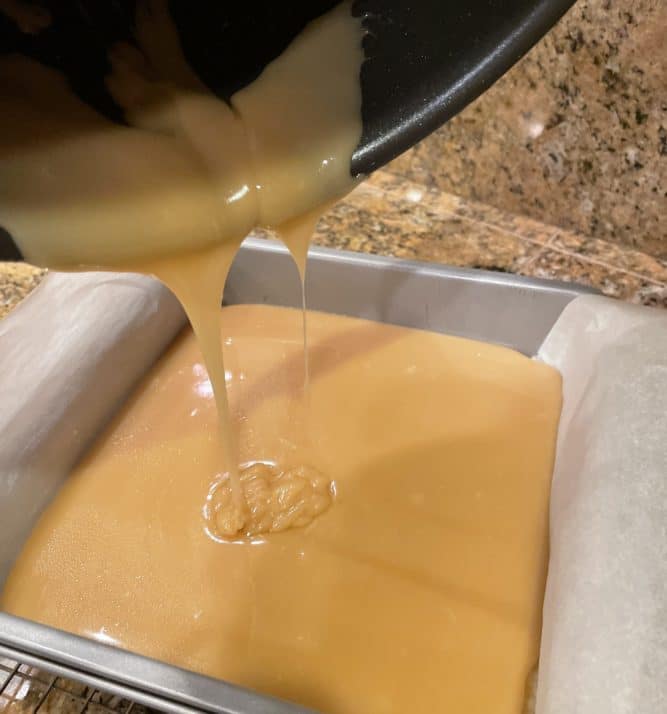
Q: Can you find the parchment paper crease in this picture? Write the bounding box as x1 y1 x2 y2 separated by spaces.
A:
0 272 185 583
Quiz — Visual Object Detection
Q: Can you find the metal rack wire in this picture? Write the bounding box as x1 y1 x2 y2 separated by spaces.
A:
0 658 154 714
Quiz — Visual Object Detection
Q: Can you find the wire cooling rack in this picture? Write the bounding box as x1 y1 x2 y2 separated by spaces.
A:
0 658 154 714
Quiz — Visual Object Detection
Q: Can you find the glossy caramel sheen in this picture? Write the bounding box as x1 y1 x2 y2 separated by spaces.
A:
2 305 562 714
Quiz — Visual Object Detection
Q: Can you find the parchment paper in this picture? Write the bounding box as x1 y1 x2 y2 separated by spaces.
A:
537 295 666 714
0 271 186 583
0 276 665 712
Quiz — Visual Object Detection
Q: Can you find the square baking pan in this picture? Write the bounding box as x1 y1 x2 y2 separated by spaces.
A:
0 237 594 713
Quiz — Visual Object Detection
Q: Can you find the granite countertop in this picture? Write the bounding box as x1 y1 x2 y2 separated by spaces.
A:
2 169 665 319
389 0 667 261
315 170 666 307
0 262 46 321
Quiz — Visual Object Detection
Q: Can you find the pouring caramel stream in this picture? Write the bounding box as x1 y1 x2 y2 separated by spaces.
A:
0 0 364 532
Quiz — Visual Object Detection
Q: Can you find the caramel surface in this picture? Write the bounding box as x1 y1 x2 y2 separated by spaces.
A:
2 305 562 714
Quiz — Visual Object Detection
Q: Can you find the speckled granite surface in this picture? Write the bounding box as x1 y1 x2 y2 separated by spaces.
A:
1 169 666 319
388 0 667 260
316 171 667 306
0 263 45 320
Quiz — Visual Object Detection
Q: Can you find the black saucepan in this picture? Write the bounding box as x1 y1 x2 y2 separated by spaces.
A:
0 0 575 260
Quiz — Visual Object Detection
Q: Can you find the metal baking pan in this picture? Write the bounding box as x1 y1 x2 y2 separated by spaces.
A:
0 238 594 713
